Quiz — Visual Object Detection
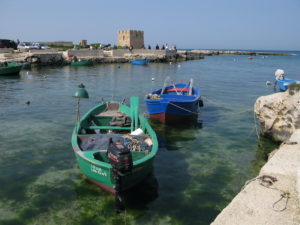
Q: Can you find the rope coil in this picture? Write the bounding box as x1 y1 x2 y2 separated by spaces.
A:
242 175 291 212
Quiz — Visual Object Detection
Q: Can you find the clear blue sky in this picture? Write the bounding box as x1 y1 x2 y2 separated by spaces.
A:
1 0 299 50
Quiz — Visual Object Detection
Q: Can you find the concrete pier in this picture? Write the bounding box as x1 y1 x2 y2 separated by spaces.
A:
212 130 300 225
212 88 300 225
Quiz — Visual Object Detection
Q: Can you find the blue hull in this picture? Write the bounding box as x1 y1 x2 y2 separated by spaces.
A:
145 83 202 123
276 78 299 91
131 60 149 65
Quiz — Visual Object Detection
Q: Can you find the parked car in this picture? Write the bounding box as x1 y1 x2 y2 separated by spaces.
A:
17 42 30 50
29 43 41 49
40 44 51 50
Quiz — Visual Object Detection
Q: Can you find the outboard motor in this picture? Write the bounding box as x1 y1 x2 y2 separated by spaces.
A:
199 99 204 107
107 138 133 213
107 138 133 176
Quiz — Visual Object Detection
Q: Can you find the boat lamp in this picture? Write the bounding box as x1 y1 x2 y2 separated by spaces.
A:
74 84 89 123
73 83 89 99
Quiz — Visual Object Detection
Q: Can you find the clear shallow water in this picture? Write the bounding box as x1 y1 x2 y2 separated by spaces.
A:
0 53 299 225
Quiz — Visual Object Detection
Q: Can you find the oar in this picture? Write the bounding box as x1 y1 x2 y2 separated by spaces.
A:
160 76 170 95
171 81 179 95
179 81 191 95
189 78 193 96
130 96 139 131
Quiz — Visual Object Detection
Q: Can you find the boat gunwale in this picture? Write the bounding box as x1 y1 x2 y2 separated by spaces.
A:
144 85 201 104
71 101 158 169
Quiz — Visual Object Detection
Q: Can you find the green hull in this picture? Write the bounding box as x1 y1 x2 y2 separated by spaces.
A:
7 62 30 69
71 60 93 66
71 97 158 193
0 65 23 76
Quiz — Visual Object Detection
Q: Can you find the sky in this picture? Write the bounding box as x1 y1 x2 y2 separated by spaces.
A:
1 0 300 50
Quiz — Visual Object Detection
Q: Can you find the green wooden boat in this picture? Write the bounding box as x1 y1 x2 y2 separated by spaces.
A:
71 60 93 66
0 64 23 76
71 97 158 195
7 61 30 69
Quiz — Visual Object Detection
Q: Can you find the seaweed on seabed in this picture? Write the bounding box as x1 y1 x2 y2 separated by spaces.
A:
251 136 280 175
288 83 300 95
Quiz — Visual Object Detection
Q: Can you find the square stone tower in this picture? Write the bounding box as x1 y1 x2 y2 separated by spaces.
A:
118 30 144 49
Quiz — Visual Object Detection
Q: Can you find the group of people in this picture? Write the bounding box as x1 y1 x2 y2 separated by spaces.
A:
147 44 177 51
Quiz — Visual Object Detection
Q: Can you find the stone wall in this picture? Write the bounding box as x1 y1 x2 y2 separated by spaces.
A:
106 49 176 57
40 41 73 47
65 49 104 58
0 48 13 53
26 52 64 65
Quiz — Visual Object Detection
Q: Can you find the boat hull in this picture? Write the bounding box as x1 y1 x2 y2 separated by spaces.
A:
146 100 199 123
131 59 149 65
71 60 93 66
0 65 23 76
74 152 154 194
149 112 197 123
71 98 158 194
145 83 201 123
276 78 300 91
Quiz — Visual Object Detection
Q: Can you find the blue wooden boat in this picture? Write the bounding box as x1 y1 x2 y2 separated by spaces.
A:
144 78 203 123
276 78 300 91
131 59 149 65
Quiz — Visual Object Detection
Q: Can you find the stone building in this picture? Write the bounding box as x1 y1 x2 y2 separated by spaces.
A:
117 30 144 49
79 40 87 47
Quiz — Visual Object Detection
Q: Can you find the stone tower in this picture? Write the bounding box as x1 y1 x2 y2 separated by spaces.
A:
117 30 144 49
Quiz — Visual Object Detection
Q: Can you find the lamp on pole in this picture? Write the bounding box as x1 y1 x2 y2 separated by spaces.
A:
73 83 89 123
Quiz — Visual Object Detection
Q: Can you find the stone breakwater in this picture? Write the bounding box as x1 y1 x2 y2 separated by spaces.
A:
0 49 293 66
212 84 300 225
0 49 204 66
191 49 293 56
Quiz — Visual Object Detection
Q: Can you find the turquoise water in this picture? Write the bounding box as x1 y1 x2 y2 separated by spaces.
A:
0 53 299 225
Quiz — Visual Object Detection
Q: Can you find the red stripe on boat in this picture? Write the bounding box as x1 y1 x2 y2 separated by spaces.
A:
166 88 190 92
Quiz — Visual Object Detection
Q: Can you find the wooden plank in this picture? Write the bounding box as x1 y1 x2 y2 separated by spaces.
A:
86 126 131 130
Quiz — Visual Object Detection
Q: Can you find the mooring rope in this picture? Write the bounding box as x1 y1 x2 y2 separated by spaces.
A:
242 175 291 212
169 98 253 117
168 102 200 115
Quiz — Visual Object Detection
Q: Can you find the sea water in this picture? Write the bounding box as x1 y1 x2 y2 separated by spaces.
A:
0 52 299 225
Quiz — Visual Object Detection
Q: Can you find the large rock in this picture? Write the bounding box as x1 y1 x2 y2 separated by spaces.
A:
254 84 300 142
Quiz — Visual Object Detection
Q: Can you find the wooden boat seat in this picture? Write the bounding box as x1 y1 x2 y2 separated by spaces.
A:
86 125 131 130
96 103 123 117
96 111 124 117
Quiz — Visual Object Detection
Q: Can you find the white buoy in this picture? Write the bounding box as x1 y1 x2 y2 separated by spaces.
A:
151 77 155 81
266 81 272 86
178 64 181 68
169 62 172 64
26 71 29 75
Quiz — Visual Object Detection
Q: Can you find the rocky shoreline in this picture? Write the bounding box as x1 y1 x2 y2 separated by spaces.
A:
0 49 294 66
191 49 293 56
212 84 300 225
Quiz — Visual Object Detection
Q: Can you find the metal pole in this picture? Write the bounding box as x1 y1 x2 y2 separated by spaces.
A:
77 98 80 122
